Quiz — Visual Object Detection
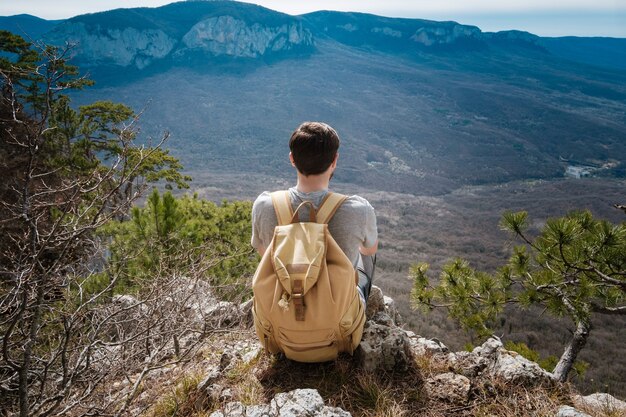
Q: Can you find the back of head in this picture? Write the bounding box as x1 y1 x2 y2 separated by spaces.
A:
289 122 340 176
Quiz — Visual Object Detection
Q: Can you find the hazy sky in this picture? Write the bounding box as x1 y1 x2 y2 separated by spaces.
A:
1 0 625 37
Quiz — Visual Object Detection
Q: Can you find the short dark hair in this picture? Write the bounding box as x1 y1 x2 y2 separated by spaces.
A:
289 122 340 176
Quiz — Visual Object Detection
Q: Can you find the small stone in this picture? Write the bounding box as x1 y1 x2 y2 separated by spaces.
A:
197 366 222 391
220 351 239 371
556 405 592 417
222 401 246 417
220 388 234 402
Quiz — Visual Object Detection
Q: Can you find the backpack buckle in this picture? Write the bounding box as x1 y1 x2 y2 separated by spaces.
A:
292 280 305 321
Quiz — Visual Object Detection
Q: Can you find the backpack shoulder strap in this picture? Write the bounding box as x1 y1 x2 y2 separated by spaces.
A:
270 190 293 226
316 192 347 224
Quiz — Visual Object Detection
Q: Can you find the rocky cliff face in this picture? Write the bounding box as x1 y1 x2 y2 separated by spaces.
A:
49 23 176 69
411 24 481 46
47 12 313 69
181 16 312 58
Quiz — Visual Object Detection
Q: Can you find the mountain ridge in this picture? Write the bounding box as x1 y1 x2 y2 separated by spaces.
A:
3 3 626 71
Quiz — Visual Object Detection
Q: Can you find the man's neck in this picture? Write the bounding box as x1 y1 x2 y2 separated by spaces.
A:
295 173 330 193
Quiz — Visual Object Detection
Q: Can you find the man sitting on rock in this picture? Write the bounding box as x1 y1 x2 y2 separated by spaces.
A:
251 121 378 305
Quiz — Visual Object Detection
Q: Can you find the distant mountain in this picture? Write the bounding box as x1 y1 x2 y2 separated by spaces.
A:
540 37 626 70
44 1 314 70
0 1 625 195
0 14 62 40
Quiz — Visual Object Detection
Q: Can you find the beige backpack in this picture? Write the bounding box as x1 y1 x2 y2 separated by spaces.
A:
252 190 366 362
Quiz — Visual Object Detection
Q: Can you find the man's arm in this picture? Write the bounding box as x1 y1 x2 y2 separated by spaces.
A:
256 245 266 257
359 239 378 256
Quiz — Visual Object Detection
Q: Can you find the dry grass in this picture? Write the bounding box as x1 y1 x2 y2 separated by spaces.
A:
148 372 204 417
143 341 581 417
131 327 622 417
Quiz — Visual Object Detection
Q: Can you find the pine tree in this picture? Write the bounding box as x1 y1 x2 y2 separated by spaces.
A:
410 209 626 382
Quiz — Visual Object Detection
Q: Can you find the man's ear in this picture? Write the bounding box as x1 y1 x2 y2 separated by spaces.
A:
331 152 339 168
289 152 296 167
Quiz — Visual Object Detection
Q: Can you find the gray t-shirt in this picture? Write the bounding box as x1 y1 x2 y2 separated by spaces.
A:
251 187 377 267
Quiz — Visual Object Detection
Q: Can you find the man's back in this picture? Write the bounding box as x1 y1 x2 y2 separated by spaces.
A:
251 187 377 267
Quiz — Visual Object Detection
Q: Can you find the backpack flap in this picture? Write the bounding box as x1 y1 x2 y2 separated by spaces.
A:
272 222 327 320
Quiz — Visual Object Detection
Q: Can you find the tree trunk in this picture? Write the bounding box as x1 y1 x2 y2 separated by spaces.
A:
552 320 591 382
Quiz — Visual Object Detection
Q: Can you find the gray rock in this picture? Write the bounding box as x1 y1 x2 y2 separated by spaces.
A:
465 337 554 385
239 298 254 328
383 295 403 325
223 401 246 417
245 404 272 417
446 337 554 385
491 350 552 385
270 389 325 416
214 389 350 417
446 350 489 378
365 286 402 326
357 315 413 372
365 286 385 319
556 405 592 417
405 331 448 356
426 372 471 404
197 366 222 392
573 393 626 414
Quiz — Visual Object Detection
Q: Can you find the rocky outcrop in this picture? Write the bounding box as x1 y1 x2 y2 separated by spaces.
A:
371 27 402 38
446 336 554 386
411 24 481 46
181 16 312 58
48 23 176 69
210 389 351 417
47 13 313 69
357 312 414 372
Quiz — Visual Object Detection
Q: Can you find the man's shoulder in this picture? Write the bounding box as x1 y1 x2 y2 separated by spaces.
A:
253 191 273 204
341 194 374 210
335 194 375 219
252 191 276 217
